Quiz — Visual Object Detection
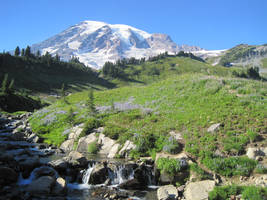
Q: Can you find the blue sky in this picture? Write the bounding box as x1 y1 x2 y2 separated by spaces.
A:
1 0 266 51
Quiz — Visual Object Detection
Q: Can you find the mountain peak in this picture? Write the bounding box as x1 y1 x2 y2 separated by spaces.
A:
32 20 203 69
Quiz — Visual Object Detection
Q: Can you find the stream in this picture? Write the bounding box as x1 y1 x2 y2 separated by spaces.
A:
0 114 158 200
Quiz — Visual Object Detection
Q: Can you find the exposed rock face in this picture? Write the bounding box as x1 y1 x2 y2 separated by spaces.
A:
119 178 145 190
118 140 136 158
207 123 221 133
108 143 120 158
68 124 84 140
246 147 267 160
254 175 267 187
27 176 55 195
89 163 111 184
184 180 215 200
60 139 75 152
67 151 88 167
77 133 97 152
157 185 178 200
60 124 84 152
98 133 117 154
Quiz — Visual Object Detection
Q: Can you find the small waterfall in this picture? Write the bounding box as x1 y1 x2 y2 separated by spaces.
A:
68 163 95 190
111 165 134 185
82 163 95 184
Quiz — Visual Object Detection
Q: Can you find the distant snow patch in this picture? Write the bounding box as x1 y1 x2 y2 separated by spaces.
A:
68 41 81 50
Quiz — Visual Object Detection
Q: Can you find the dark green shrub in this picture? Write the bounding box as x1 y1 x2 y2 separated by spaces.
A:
133 132 157 155
162 136 181 154
156 158 181 176
209 185 267 200
103 125 127 140
255 164 267 174
247 130 259 142
81 118 102 136
209 185 241 200
242 186 264 200
202 156 257 177
66 107 75 125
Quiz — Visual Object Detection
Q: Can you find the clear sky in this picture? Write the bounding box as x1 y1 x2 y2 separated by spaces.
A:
1 0 266 51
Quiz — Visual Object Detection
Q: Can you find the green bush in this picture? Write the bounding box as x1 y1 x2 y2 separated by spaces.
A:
202 156 257 177
209 185 267 200
242 186 267 200
156 158 181 176
209 185 241 200
162 136 181 154
88 142 99 154
255 164 267 174
103 124 127 140
81 118 102 136
247 130 259 142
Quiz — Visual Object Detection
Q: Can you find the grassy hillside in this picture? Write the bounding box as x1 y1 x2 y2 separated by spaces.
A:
30 73 267 160
28 54 267 189
102 54 234 87
0 53 115 95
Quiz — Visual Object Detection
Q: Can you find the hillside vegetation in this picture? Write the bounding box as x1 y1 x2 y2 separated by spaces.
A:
0 51 115 95
24 54 267 199
29 55 267 158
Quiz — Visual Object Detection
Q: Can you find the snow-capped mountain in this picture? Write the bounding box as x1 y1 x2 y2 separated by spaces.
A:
32 20 203 69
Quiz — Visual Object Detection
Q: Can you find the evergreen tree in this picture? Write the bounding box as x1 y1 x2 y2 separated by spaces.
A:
36 50 41 57
8 79 15 94
55 54 60 62
87 88 97 115
14 46 20 56
25 46 31 57
1 73 9 94
21 48 25 56
61 83 67 103
67 107 75 125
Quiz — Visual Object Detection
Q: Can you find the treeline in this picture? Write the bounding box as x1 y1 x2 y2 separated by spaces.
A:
2 46 92 73
101 51 205 78
0 46 113 93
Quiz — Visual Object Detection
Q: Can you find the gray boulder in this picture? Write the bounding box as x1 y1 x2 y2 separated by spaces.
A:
77 133 97 152
98 133 119 157
0 167 18 185
246 147 266 160
207 123 221 133
27 176 55 195
89 163 111 184
32 166 58 180
68 124 83 140
60 139 75 152
66 151 88 167
118 140 136 158
157 185 178 200
108 143 120 158
254 175 267 187
184 180 215 200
